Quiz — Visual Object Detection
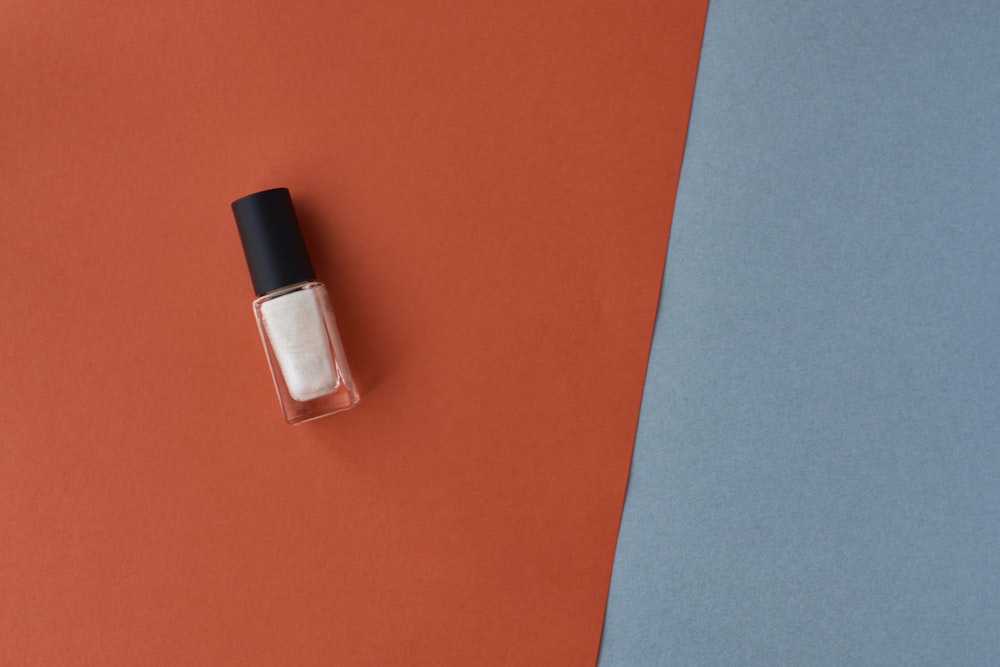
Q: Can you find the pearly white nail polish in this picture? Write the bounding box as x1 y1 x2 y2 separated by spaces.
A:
232 187 360 424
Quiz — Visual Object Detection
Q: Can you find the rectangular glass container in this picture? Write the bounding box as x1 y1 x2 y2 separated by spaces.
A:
253 281 360 424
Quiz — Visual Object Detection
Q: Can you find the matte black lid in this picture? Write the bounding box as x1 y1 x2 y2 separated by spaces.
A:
232 188 316 296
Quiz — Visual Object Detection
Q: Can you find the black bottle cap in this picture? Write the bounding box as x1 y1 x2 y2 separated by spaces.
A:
232 188 317 296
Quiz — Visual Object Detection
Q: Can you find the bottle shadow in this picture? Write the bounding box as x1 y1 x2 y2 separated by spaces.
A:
293 196 391 400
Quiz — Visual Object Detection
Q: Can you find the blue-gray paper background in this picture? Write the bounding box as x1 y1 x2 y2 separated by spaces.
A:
600 1 1000 664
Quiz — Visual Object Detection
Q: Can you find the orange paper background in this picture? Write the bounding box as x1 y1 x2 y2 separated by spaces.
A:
0 1 706 664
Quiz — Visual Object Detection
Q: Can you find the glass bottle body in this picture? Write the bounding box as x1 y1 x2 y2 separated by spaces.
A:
253 281 359 424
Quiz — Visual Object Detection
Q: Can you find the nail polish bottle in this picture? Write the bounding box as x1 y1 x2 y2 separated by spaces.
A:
232 188 360 424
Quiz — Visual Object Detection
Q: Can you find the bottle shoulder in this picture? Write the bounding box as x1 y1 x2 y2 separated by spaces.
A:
252 280 327 305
